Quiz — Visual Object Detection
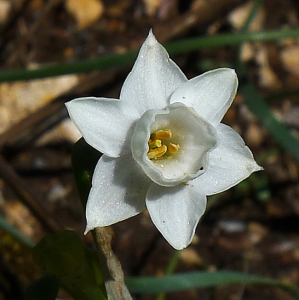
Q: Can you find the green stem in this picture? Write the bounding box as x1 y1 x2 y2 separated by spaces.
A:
156 250 181 300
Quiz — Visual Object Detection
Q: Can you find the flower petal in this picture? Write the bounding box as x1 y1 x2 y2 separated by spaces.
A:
195 123 263 195
146 183 207 250
85 154 151 233
120 30 187 115
66 97 139 157
170 68 238 125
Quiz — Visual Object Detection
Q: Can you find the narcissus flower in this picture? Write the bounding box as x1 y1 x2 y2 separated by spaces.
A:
66 31 262 250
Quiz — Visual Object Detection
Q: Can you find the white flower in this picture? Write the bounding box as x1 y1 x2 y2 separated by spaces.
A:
66 30 262 250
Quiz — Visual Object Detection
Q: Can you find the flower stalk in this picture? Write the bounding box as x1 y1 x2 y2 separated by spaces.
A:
95 227 132 300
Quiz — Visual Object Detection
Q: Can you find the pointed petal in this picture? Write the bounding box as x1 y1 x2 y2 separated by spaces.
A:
170 68 238 125
85 154 151 232
120 30 187 115
195 124 263 195
146 183 207 250
66 97 139 157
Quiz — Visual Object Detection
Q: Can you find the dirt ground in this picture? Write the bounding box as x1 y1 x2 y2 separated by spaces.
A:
0 0 299 299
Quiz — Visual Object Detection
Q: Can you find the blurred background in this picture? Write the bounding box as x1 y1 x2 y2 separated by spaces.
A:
0 0 299 299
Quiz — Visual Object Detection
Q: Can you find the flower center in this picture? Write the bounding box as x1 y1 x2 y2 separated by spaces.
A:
147 129 180 160
131 103 217 187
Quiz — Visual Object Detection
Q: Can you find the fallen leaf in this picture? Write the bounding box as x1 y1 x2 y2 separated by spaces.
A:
281 45 299 77
65 0 104 29
0 74 80 143
0 0 11 25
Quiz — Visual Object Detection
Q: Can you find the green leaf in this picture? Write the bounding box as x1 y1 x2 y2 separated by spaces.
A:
126 271 299 298
25 275 59 300
33 230 107 300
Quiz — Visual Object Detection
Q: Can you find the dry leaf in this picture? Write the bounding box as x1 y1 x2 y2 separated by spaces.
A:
245 123 264 148
256 47 282 89
181 248 205 267
65 0 104 29
0 0 11 25
0 75 80 143
228 0 265 31
143 0 162 16
281 45 299 77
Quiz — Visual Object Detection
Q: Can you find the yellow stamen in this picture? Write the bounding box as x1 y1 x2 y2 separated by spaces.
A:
148 138 162 149
168 143 180 154
147 145 167 159
155 129 172 139
147 128 180 160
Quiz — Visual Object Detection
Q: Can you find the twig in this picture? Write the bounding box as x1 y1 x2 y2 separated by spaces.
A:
0 154 62 232
95 227 133 300
0 99 66 151
154 0 243 42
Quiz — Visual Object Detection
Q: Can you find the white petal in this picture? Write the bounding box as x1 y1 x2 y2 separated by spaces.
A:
120 30 187 115
170 68 238 125
85 154 151 232
131 103 217 187
146 183 207 250
66 97 139 157
195 123 263 195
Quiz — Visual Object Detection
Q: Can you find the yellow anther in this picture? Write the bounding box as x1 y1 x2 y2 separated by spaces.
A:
147 145 167 159
147 128 179 160
155 129 172 139
148 139 162 149
168 143 180 154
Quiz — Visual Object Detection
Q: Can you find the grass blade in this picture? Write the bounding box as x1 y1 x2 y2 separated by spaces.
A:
2 29 299 82
126 271 299 298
